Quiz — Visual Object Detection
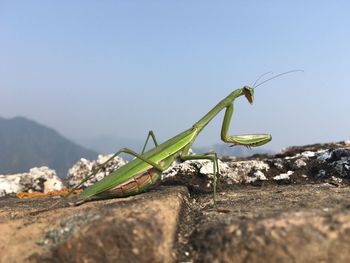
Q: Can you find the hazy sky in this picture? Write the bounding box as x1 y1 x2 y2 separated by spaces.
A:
1 1 349 152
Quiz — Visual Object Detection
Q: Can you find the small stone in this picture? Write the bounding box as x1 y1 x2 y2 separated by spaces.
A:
331 176 343 184
274 159 284 170
294 159 307 168
317 170 326 178
132 248 140 255
317 150 332 161
299 151 316 158
246 171 267 183
285 150 318 161
273 171 294 180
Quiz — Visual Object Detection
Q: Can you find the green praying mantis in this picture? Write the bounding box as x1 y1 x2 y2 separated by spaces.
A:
66 70 302 206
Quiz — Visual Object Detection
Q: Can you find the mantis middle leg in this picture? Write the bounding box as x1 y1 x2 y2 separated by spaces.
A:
180 151 220 204
141 130 158 154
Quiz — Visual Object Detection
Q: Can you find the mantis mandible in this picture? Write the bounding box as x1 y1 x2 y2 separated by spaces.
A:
68 71 301 205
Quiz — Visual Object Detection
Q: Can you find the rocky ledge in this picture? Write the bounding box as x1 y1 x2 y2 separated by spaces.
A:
1 141 350 263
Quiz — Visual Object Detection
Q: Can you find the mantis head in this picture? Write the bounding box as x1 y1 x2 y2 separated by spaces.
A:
242 86 254 104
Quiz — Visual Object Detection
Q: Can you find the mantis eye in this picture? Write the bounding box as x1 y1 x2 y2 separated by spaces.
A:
243 87 254 104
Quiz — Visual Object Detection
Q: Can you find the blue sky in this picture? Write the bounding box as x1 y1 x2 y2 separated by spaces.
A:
1 1 349 152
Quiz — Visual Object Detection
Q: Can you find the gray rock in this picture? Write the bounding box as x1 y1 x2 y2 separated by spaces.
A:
0 186 188 263
191 184 350 263
0 167 63 197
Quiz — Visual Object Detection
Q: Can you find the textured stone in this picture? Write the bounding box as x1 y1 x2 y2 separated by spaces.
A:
0 186 188 263
0 167 63 197
191 184 350 263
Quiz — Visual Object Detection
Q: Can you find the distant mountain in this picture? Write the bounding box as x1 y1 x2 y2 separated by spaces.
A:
0 116 98 177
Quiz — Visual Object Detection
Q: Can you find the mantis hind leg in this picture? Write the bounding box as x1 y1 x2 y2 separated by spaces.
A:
180 152 220 205
141 130 158 154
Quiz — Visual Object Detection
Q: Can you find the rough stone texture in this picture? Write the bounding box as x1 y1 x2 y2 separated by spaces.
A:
190 184 350 263
1 141 350 263
0 186 187 263
0 167 63 197
164 141 350 188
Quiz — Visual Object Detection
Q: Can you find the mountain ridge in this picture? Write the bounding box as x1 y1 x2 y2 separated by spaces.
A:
0 116 98 177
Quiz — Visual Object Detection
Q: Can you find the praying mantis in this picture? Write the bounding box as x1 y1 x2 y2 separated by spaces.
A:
67 71 301 205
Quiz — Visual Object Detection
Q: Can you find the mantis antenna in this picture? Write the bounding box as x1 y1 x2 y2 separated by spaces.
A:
253 69 304 89
252 71 273 88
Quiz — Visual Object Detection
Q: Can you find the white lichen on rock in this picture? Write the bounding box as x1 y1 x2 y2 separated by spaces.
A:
162 159 230 180
223 160 270 184
273 170 294 180
0 174 21 196
300 151 317 158
30 167 63 192
67 154 127 188
293 159 307 168
274 159 284 170
286 150 318 160
200 160 230 178
0 167 63 197
162 159 196 179
317 150 332 162
331 176 343 184
162 158 270 184
246 170 267 183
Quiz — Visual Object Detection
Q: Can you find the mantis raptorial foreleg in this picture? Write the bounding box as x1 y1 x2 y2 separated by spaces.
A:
220 103 270 147
141 130 158 154
221 103 241 144
181 152 220 204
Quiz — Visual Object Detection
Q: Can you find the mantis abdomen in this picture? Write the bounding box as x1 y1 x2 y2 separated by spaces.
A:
97 168 162 198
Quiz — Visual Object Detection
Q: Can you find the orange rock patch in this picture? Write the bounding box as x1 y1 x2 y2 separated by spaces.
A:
16 189 82 199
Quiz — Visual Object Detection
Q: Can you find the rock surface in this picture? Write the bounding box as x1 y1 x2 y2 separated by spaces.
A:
1 141 350 263
163 141 350 187
0 187 187 263
0 167 63 197
190 184 350 263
